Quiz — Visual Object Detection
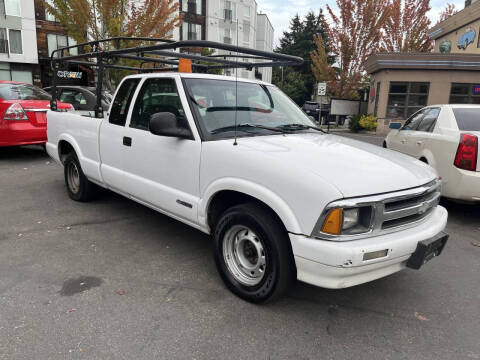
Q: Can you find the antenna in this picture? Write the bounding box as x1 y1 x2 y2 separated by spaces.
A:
233 17 239 146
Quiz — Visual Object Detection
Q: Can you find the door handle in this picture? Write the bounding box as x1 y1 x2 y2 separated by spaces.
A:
416 141 422 146
123 136 132 147
401 139 407 144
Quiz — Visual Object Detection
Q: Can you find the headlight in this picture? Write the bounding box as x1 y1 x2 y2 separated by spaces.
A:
319 206 373 236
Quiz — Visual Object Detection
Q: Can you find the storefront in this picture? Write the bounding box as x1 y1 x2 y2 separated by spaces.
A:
367 1 480 134
366 53 480 134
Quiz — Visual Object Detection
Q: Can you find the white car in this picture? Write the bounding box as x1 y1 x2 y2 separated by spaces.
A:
385 105 479 203
46 73 448 303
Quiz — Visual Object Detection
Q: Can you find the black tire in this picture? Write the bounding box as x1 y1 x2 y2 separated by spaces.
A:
383 141 387 148
213 203 296 303
64 152 97 202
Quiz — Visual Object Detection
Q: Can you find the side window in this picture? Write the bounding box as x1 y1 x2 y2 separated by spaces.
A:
417 108 440 132
109 78 140 126
130 78 188 131
403 109 425 130
59 90 87 106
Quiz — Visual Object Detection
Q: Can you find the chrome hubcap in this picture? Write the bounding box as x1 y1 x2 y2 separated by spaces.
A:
67 162 80 194
223 225 266 286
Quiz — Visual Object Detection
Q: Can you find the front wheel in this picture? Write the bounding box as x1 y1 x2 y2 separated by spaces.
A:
213 203 296 303
64 152 97 202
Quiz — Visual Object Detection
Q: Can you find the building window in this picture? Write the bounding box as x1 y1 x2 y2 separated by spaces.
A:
223 0 236 21
0 28 7 53
243 20 250 43
244 5 250 17
223 28 232 44
182 23 202 40
182 0 202 15
374 82 380 117
9 29 22 54
45 0 57 21
0 63 32 83
47 34 78 57
386 82 429 119
449 83 480 104
4 0 20 16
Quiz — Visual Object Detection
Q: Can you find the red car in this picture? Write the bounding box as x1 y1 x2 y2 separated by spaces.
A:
0 81 73 147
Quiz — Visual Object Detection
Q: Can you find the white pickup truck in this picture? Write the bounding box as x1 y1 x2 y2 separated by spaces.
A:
47 73 449 303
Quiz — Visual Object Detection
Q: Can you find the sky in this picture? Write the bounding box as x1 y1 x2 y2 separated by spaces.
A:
257 0 466 47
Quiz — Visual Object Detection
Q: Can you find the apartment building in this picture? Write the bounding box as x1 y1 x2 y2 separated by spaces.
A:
0 0 38 84
178 0 274 82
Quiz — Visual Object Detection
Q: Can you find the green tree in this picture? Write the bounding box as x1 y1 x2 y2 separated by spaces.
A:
273 10 330 105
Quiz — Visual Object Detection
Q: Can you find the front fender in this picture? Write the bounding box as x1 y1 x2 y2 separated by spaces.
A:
199 177 302 234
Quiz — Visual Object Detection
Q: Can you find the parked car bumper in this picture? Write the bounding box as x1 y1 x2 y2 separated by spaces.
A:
0 121 47 147
443 168 480 202
289 206 448 289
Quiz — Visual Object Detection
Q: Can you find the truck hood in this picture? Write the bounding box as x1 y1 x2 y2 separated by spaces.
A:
237 133 437 198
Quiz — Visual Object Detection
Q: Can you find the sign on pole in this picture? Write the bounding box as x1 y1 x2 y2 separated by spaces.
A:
317 82 327 96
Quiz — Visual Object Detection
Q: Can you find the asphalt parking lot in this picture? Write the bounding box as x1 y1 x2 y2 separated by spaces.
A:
1 138 479 360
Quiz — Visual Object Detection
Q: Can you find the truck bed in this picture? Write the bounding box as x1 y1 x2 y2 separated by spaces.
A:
46 110 104 183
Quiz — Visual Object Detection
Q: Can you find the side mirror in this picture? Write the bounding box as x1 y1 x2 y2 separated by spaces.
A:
149 112 192 139
389 122 402 130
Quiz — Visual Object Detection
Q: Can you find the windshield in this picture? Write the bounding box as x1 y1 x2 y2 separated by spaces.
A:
452 108 480 131
184 78 317 137
0 83 51 100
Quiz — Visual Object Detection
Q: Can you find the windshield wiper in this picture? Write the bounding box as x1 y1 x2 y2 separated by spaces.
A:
277 124 326 134
211 123 292 135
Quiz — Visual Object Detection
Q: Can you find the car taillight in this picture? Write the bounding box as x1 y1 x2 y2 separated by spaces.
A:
454 133 478 171
4 103 28 121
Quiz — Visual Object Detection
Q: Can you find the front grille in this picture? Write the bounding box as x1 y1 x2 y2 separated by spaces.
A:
381 182 440 230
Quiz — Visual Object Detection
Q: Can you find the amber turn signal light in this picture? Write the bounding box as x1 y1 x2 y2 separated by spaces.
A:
321 208 343 235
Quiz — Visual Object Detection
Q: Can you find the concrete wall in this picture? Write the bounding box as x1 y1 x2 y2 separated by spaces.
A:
368 69 480 134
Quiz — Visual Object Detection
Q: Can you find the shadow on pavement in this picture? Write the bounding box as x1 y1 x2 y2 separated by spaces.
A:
0 145 48 162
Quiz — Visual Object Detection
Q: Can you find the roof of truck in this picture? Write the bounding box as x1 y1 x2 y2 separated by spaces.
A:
122 72 273 87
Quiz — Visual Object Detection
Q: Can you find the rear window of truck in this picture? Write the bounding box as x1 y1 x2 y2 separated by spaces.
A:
452 108 480 131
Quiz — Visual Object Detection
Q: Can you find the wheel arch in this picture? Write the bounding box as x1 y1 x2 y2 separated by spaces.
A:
200 178 302 235
57 135 83 165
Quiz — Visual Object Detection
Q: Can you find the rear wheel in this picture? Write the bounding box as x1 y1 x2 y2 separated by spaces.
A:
213 203 296 303
64 152 97 202
383 141 387 148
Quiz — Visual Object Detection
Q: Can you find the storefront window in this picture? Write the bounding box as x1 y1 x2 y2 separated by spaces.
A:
449 83 480 104
386 82 429 119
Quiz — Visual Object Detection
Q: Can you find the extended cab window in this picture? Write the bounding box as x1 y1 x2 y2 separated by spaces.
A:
130 78 188 131
109 78 140 126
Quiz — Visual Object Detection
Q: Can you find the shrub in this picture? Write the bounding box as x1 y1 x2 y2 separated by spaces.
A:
348 114 363 133
359 115 378 131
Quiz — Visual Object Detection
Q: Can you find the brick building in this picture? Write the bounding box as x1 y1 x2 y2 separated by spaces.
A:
33 0 92 87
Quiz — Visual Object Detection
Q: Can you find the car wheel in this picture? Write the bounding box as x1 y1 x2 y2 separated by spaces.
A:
383 141 387 148
64 152 97 202
213 203 296 303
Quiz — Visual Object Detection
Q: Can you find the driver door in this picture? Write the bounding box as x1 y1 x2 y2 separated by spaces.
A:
122 76 201 224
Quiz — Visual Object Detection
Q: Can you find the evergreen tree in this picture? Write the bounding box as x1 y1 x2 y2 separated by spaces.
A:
273 10 330 105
